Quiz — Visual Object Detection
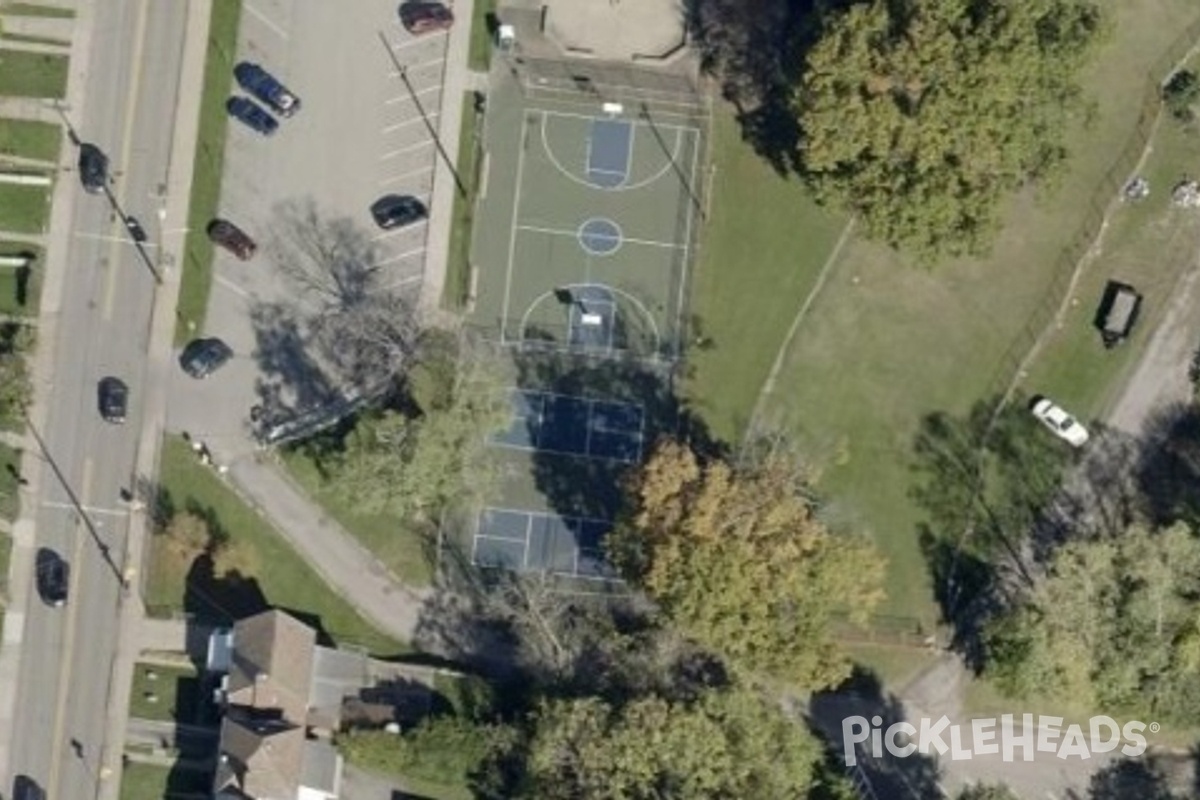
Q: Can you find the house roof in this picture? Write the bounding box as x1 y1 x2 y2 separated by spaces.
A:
226 610 316 724
214 714 305 800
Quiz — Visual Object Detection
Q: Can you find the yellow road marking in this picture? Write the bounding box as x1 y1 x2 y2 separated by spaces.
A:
46 456 93 800
104 0 151 322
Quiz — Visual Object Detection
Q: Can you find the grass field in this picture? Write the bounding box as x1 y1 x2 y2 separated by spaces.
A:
0 243 41 316
0 49 66 97
128 661 202 723
174 0 240 345
279 448 434 586
467 0 496 72
118 762 210 800
0 3 75 17
688 0 1200 624
148 436 408 656
443 93 482 310
0 442 19 520
0 183 50 234
0 118 60 162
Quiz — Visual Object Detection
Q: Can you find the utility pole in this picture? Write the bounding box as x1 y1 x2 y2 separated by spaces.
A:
377 31 467 198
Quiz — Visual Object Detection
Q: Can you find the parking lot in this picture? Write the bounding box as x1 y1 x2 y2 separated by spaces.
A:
167 0 453 451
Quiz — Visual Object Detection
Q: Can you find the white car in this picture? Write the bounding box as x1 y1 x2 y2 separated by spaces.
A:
1031 397 1089 447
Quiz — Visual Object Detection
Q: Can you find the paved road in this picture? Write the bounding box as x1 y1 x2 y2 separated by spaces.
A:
2 1 190 798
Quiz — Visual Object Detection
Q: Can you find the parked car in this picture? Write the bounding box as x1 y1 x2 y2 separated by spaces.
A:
1096 280 1142 349
124 215 147 243
226 96 279 136
12 775 46 800
179 337 234 379
35 548 69 608
370 194 427 230
1030 396 1089 447
97 376 129 424
234 62 301 117
207 218 257 260
398 1 454 34
77 143 109 193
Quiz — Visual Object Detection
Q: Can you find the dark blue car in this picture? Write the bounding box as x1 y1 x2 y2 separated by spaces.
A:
226 96 278 136
233 62 301 117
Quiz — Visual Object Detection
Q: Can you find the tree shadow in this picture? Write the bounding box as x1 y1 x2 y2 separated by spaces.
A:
1084 753 1189 800
1133 402 1200 528
909 395 1075 671
809 666 944 799
249 300 339 425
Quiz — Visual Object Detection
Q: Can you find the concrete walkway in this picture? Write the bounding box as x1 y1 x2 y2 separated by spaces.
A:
0 13 74 44
0 97 64 124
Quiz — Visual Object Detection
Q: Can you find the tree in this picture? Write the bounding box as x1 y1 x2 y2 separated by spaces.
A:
956 783 1021 800
984 523 1200 720
332 357 509 521
517 686 823 799
340 716 516 790
1163 69 1200 123
796 0 1106 257
268 199 421 390
609 440 885 689
0 325 33 423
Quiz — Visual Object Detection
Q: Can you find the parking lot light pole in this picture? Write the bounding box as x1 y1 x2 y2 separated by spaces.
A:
377 31 467 198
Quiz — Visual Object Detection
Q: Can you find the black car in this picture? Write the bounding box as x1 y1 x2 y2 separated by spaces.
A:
234 62 301 117
206 218 257 260
78 143 109 194
125 215 147 243
370 194 427 230
12 775 46 800
179 337 234 379
98 376 128 424
226 96 279 136
35 548 69 608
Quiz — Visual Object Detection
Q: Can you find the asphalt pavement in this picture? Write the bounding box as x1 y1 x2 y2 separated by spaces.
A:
0 1 194 798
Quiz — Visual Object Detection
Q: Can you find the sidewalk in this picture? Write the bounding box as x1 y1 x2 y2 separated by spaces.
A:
0 97 65 124
215 452 433 644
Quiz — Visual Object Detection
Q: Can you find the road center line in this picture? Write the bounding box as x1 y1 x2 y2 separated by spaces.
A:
46 456 94 800
104 0 152 323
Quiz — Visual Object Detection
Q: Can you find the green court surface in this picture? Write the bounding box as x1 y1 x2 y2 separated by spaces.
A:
469 71 707 361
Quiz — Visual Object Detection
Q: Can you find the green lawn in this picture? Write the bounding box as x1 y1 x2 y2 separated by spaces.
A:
688 0 1200 626
0 119 60 162
128 661 201 723
119 761 210 800
0 182 51 233
148 436 408 656
0 3 75 18
0 442 19 520
683 108 848 441
0 49 66 97
279 448 433 586
467 0 496 71
442 93 482 310
175 0 240 345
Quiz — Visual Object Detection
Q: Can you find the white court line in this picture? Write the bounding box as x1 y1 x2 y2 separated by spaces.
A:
377 164 433 186
516 224 684 250
245 3 289 39
543 107 700 135
41 501 129 518
381 114 438 134
673 121 703 357
371 246 425 266
371 219 429 240
385 85 441 104
214 273 252 299
501 113 533 343
380 140 432 160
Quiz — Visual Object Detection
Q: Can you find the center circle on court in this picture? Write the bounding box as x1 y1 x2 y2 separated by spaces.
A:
578 218 623 256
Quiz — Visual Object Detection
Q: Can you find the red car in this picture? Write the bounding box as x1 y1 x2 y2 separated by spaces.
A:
399 1 453 35
207 218 257 260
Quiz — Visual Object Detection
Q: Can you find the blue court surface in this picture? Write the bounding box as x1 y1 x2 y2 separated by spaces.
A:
587 118 632 188
492 389 644 462
472 507 620 579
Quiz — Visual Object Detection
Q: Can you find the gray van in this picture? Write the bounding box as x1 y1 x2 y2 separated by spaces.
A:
1097 281 1142 348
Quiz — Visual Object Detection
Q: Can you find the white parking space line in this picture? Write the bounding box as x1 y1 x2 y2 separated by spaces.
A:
385 85 442 105
388 33 447 52
215 273 253 299
383 111 440 132
381 140 433 160
378 165 433 186
245 3 289 39
371 246 425 267
391 57 445 75
371 220 429 241
385 273 424 289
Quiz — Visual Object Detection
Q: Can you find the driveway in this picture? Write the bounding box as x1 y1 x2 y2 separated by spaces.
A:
168 0 452 451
